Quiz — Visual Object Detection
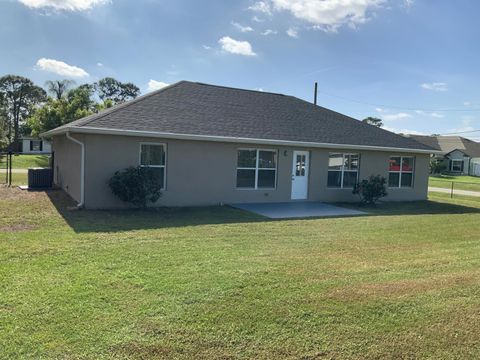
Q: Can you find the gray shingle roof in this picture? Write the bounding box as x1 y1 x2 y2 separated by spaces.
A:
47 81 434 151
409 135 480 157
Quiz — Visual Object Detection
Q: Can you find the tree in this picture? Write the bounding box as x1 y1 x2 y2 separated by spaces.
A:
0 75 46 145
0 97 8 150
28 85 95 136
45 79 76 100
430 158 446 174
362 117 383 128
95 77 140 104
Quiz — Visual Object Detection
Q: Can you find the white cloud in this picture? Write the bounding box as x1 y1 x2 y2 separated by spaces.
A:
286 27 298 38
18 0 109 11
252 15 265 22
248 1 272 15
147 80 169 92
384 126 425 135
271 0 385 32
375 107 387 113
445 117 476 135
96 62 103 67
382 112 412 121
404 0 414 7
202 45 212 50
218 36 257 56
36 58 89 77
231 21 254 32
421 82 448 92
415 110 444 118
262 29 278 35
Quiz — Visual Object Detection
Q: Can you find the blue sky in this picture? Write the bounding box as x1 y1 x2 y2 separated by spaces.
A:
1 0 480 139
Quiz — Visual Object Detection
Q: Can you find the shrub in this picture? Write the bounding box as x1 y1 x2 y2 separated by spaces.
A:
352 175 387 205
108 166 162 207
430 158 446 174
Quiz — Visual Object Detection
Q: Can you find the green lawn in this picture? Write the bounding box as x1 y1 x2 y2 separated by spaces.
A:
0 154 49 169
0 173 28 186
1 189 480 358
430 174 480 192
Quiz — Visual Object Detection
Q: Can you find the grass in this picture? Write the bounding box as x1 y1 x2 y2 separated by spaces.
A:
0 173 28 186
0 154 49 169
430 174 480 192
1 189 480 358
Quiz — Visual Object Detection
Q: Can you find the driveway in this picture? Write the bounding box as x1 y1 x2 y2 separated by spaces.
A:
231 201 366 219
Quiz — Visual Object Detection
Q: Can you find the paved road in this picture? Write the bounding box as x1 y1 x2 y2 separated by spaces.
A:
429 186 480 198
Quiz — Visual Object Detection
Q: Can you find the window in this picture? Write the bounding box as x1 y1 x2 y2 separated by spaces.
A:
140 143 166 189
327 153 359 188
30 140 42 152
295 154 306 176
388 156 414 188
450 159 463 172
236 149 277 189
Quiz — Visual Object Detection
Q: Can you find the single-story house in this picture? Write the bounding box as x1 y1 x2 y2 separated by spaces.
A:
20 137 52 154
43 81 436 209
408 135 480 176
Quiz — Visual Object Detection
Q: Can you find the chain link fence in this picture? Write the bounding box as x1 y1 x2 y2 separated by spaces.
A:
0 152 52 187
429 176 480 199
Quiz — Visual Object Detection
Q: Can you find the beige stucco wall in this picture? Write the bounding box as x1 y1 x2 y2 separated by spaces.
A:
52 135 83 203
53 133 430 209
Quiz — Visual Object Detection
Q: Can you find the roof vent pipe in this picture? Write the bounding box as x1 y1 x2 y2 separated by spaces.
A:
314 82 318 105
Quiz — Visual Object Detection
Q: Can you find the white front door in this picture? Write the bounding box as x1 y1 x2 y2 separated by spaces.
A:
291 151 309 200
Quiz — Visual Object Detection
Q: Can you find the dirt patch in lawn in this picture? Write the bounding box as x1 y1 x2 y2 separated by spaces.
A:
361 305 480 359
327 272 480 301
0 186 45 201
0 223 38 232
110 341 173 358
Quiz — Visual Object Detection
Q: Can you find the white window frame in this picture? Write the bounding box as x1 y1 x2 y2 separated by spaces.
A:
327 153 360 189
236 148 277 190
139 142 167 190
388 156 415 188
450 159 463 172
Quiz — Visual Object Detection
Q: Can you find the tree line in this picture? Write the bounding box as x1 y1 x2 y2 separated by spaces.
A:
0 74 386 151
0 75 140 150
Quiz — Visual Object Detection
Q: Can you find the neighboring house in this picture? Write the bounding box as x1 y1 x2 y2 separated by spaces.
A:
21 137 52 154
43 81 436 209
408 135 480 176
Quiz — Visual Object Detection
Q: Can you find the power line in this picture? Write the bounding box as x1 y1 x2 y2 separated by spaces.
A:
438 129 480 135
315 89 480 112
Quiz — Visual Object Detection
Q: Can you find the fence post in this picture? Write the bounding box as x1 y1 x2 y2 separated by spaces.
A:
451 181 454 199
50 152 55 188
4 153 7 184
8 152 12 187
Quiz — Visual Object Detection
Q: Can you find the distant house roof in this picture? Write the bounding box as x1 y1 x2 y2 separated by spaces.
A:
44 81 435 153
408 135 480 157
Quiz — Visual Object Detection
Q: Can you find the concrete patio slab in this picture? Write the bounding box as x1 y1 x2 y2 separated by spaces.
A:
231 201 366 219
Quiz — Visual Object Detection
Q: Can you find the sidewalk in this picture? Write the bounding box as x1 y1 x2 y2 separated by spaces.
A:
0 169 28 174
429 186 480 198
